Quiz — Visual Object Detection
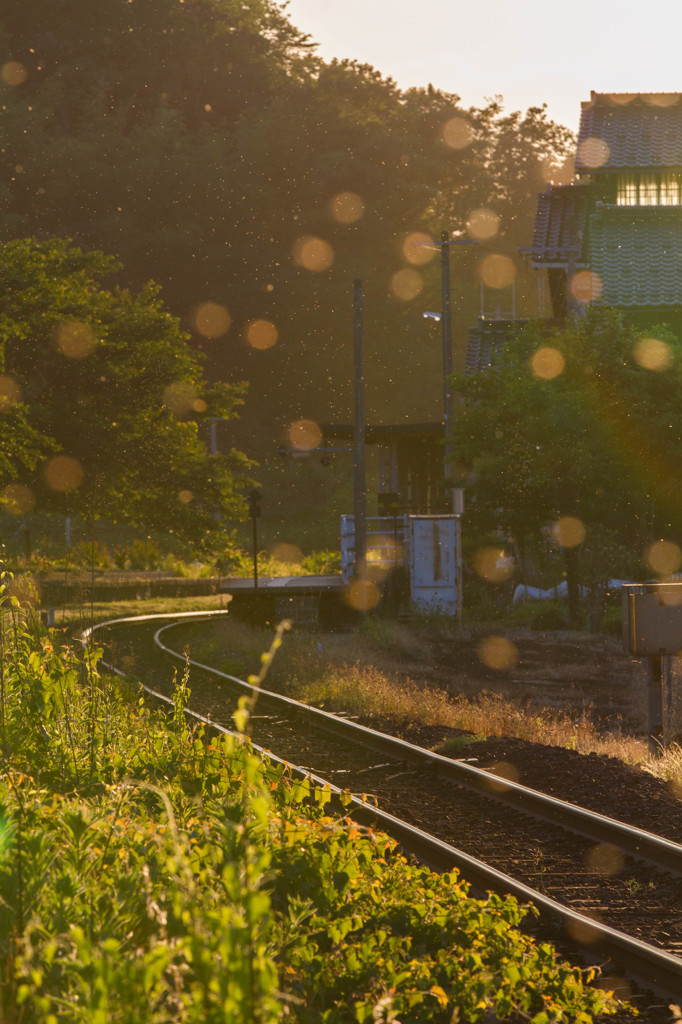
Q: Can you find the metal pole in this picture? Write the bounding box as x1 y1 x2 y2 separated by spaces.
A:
252 516 258 590
353 279 366 578
647 654 663 754
441 230 453 478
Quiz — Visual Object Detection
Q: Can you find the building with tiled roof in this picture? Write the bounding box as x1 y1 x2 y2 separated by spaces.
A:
529 92 682 321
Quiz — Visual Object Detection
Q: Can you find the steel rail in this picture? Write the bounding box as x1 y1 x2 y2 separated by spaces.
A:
150 617 682 879
83 613 682 999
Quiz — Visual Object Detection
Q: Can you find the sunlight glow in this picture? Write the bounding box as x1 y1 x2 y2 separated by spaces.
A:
247 319 278 350
0 376 21 410
633 337 673 371
646 539 682 576
551 516 585 548
403 232 435 265
479 253 516 290
577 136 610 168
466 208 500 242
1 62 27 86
570 270 602 303
473 547 514 582
289 418 322 451
329 191 365 224
293 235 334 272
530 346 565 380
390 268 423 300
54 320 97 359
45 455 83 493
1 483 35 514
271 542 303 564
193 302 231 338
345 577 380 612
477 636 518 671
443 116 473 149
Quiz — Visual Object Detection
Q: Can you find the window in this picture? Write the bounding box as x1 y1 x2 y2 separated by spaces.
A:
617 173 682 206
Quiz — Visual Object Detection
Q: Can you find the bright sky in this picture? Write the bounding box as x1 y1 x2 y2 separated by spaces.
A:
282 0 682 132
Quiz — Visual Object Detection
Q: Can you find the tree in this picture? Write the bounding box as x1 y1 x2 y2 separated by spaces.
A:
0 237 250 551
451 307 682 599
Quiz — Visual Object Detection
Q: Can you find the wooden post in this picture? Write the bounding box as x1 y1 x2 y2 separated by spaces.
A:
647 654 664 755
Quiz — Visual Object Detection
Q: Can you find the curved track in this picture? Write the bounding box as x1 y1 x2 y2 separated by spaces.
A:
85 612 682 1002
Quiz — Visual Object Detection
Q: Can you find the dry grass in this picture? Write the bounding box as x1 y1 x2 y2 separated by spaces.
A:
643 742 682 789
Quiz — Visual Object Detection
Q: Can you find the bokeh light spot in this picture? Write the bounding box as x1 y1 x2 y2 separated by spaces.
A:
531 346 565 380
577 136 610 168
293 236 334 272
403 232 435 266
551 517 586 549
565 911 602 945
193 302 231 338
247 319 278 350
163 381 197 417
570 270 602 303
345 578 380 612
466 208 500 242
586 843 624 876
0 376 21 410
5 574 40 608
443 116 473 149
646 539 682 576
271 542 303 565
391 268 423 301
483 761 520 793
479 253 516 290
633 337 673 372
289 419 322 451
54 320 97 359
2 62 27 86
45 455 83 493
473 547 514 582
1 483 34 514
477 636 518 672
329 191 364 224
192 398 207 413
178 489 193 504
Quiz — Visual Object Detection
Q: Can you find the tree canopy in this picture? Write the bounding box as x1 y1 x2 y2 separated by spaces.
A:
451 307 682 583
0 0 574 447
0 237 250 551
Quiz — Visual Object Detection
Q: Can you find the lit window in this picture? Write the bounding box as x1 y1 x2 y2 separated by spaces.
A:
639 174 658 205
617 175 638 205
660 173 681 205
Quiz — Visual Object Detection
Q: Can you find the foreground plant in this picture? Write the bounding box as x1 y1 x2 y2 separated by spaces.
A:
0 593 622 1021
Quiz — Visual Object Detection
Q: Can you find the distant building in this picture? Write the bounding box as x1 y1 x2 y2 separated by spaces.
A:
529 91 682 324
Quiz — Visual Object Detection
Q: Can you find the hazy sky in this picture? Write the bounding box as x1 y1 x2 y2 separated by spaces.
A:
282 0 682 132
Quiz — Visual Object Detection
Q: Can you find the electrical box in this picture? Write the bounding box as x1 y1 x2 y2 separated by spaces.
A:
621 582 682 656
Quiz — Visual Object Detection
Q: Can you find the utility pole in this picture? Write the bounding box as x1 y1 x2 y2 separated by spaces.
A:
353 279 366 578
440 231 454 477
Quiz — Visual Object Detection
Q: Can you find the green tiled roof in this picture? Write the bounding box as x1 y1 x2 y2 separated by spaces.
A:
588 207 682 306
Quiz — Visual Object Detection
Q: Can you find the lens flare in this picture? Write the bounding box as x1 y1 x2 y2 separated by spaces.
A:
477 636 518 671
443 116 473 149
577 136 610 168
473 547 514 582
570 270 602 303
403 232 435 266
551 517 586 548
54 320 97 359
271 542 303 565
0 376 21 410
193 302 231 338
163 381 197 416
289 419 322 451
45 455 83 493
345 578 380 612
391 268 423 301
1 62 27 86
647 539 682 576
466 208 500 241
293 236 334 272
479 253 516 290
586 843 624 876
329 191 364 224
531 347 565 380
633 337 673 372
1 483 34 514
246 319 278 350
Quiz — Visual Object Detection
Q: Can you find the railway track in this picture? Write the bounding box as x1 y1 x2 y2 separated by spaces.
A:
85 612 682 1005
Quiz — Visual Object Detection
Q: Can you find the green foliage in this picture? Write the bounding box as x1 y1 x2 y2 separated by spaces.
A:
0 237 251 552
0 577 621 1021
453 306 682 582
